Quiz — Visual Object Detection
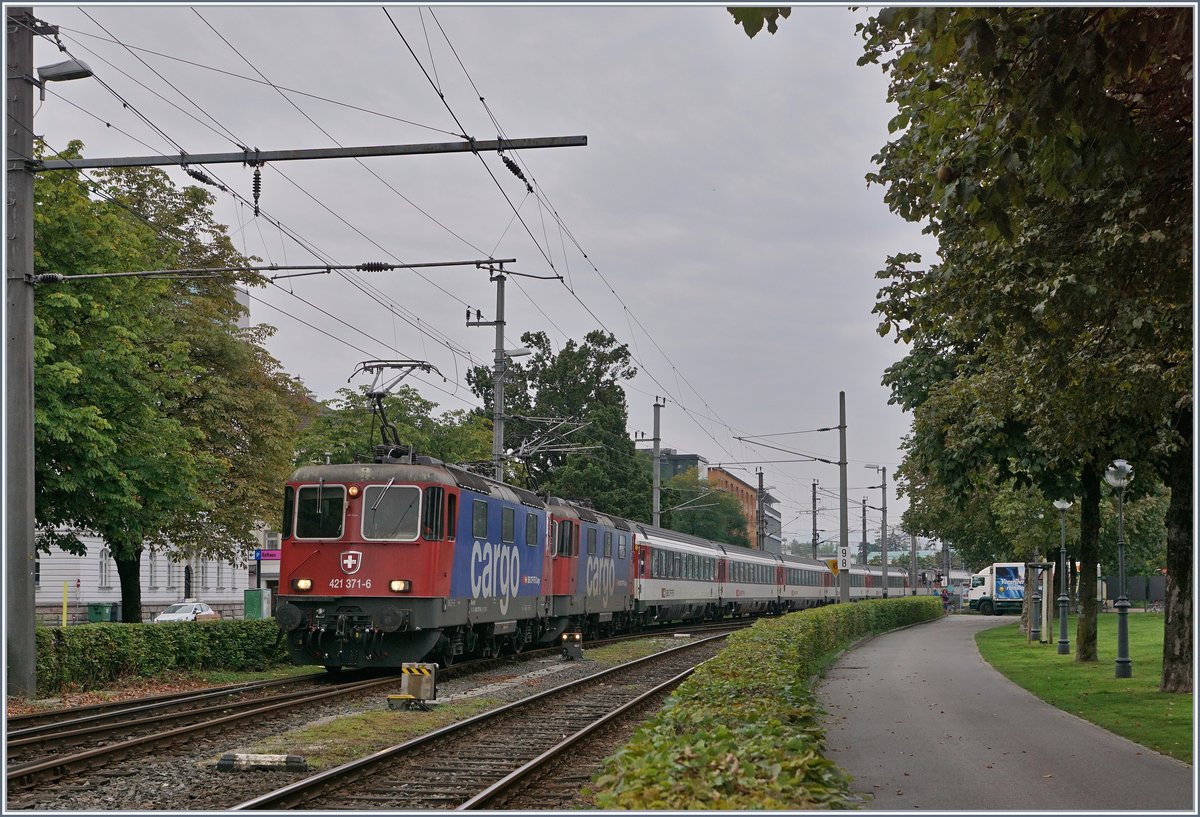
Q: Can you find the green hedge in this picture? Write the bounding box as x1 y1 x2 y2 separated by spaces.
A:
34 619 290 697
593 597 943 809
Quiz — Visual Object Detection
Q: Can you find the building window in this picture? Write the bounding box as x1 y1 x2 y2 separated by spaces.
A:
166 560 176 590
216 561 224 590
34 557 40 589
98 547 112 589
148 554 158 589
201 560 210 591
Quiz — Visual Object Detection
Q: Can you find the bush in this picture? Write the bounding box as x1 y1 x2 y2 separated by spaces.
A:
593 597 942 809
34 619 290 697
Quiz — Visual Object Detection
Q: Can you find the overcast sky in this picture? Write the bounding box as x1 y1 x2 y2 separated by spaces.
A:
30 3 940 546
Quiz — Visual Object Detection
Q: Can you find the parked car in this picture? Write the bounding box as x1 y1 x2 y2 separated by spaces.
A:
154 601 221 622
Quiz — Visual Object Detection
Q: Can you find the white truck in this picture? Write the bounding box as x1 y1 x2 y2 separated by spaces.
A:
967 562 1025 615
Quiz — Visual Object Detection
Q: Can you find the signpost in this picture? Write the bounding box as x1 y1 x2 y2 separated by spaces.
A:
253 549 280 591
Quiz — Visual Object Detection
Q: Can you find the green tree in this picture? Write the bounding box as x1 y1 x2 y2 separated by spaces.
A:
660 468 750 547
34 144 309 621
292 385 492 468
851 8 1191 691
469 330 651 521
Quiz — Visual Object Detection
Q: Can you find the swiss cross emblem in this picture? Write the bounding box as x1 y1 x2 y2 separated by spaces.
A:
340 551 363 575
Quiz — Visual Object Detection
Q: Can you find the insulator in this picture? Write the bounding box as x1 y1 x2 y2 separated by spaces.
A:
356 262 395 272
252 166 262 217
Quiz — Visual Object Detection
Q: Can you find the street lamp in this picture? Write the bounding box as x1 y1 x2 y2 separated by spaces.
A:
864 464 888 597
1053 499 1072 655
1104 459 1134 678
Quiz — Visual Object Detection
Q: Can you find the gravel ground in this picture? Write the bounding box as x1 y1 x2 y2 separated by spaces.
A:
8 642 687 812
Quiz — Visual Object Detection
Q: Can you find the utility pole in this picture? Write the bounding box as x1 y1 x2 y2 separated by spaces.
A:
861 497 867 565
7 6 41 698
838 392 850 603
811 479 818 560
5 11 587 695
756 469 765 551
651 398 664 526
466 266 508 481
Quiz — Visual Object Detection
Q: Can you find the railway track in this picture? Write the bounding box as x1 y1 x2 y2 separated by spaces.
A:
5 674 399 790
6 619 752 804
232 633 727 810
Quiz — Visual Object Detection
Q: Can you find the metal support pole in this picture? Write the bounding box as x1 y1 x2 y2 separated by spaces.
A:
490 271 506 481
756 469 765 551
861 498 867 565
7 6 38 698
880 467 888 598
910 532 917 596
811 480 818 560
651 399 663 526
838 392 849 603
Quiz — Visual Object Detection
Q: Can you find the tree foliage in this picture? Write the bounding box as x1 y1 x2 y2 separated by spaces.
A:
854 8 1191 689
291 385 492 468
660 468 750 547
34 143 311 621
469 330 651 521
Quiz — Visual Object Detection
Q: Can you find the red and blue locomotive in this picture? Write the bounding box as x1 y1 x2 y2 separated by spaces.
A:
274 450 635 669
274 447 908 670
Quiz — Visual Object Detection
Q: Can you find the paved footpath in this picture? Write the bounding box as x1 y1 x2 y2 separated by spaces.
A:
817 614 1194 811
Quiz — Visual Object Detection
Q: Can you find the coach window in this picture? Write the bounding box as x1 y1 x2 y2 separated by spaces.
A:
362 484 420 541
501 507 516 544
651 549 662 578
618 534 627 560
604 531 612 558
587 528 597 556
473 500 489 540
423 487 445 540
296 484 345 539
525 512 539 546
674 552 682 579
446 494 457 541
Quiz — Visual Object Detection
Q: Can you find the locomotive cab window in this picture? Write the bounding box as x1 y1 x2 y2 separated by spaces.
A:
423 486 445 540
446 494 457 541
295 484 346 539
281 486 295 539
618 534 627 560
604 531 612 558
556 519 575 557
362 484 420 541
525 512 538 547
586 527 597 556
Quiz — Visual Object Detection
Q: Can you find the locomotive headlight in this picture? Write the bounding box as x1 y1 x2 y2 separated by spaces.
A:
292 578 313 591
562 631 582 643
348 485 360 498
389 579 411 593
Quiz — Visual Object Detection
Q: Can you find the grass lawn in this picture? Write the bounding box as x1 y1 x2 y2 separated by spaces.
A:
975 613 1192 764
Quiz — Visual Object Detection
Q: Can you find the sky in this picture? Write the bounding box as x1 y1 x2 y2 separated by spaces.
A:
27 3 941 547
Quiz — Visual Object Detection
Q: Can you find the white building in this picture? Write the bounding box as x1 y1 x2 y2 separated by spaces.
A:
34 530 262 625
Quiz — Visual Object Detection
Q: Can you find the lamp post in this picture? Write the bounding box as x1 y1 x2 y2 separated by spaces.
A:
1053 499 1072 655
1104 459 1134 678
864 465 888 597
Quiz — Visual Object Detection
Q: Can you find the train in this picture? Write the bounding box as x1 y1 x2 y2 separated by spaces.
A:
273 452 908 670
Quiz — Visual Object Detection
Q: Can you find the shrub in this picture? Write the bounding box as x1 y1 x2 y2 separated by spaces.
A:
34 619 290 697
593 597 942 809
